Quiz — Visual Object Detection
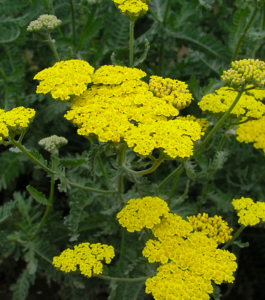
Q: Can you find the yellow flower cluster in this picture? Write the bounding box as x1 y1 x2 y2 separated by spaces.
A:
236 116 265 153
0 107 36 142
245 85 265 101
124 119 202 158
143 213 237 300
232 197 265 226
177 115 209 134
221 59 265 89
187 213 233 244
65 65 203 159
117 197 237 300
149 75 193 109
117 196 169 232
52 242 115 277
199 87 265 119
34 59 94 101
112 0 149 21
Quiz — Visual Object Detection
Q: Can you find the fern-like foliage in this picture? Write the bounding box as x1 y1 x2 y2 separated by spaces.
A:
10 269 35 300
228 6 251 58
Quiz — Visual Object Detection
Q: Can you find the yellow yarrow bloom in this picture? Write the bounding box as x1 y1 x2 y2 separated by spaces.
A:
221 59 265 89
245 85 265 101
187 213 233 245
177 115 209 134
232 197 265 226
124 119 202 159
236 116 265 154
34 59 94 101
52 242 115 277
149 75 193 110
0 107 36 142
199 87 265 119
117 196 169 232
112 0 150 21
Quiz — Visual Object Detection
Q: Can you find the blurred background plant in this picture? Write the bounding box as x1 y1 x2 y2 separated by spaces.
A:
1 0 265 299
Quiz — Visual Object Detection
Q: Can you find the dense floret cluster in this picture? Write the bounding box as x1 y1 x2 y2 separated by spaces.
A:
0 107 36 142
27 14 62 32
112 0 150 20
38 135 68 153
149 75 193 109
53 243 115 277
64 65 202 159
236 116 265 153
117 196 169 232
221 59 265 89
232 197 265 226
187 213 233 244
34 60 94 101
199 87 265 119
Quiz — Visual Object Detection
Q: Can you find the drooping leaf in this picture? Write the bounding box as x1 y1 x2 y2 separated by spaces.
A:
26 185 48 205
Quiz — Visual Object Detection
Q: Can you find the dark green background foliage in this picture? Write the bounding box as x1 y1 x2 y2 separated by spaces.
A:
1 0 265 299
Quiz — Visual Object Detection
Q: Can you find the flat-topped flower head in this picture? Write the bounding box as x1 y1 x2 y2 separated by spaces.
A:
52 242 115 277
221 59 265 89
199 87 265 119
0 107 36 140
187 213 233 244
38 135 68 154
232 197 265 226
92 65 146 85
177 115 209 135
34 59 94 101
112 0 150 21
117 196 169 232
149 75 193 110
143 212 237 300
236 116 265 154
27 14 62 32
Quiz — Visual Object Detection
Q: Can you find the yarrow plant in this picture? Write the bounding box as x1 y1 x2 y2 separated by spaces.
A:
2 2 265 299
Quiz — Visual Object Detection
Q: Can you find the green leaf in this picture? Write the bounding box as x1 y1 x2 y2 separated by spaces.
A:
115 281 146 300
0 151 25 191
228 6 251 58
134 38 150 67
111 52 125 66
26 185 48 205
10 269 35 300
184 161 196 180
234 240 249 248
211 283 222 300
211 150 230 171
0 22 20 43
151 0 165 23
64 192 94 242
0 200 16 224
24 242 38 275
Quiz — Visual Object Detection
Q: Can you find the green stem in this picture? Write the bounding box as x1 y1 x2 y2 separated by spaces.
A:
194 89 245 157
11 140 55 175
0 66 8 110
30 158 56 240
158 163 184 190
222 225 245 250
77 4 97 51
129 20 135 67
123 157 164 176
163 0 172 25
68 180 117 195
69 0 77 47
262 3 265 30
117 143 127 204
0 66 7 83
115 227 126 276
144 228 152 239
169 162 184 201
232 5 259 61
96 274 148 282
46 34 60 61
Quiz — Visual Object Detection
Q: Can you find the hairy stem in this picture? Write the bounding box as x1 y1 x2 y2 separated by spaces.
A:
222 225 245 250
30 157 56 240
11 140 55 175
232 5 259 61
68 180 117 195
129 20 135 67
96 274 148 282
117 143 127 204
69 0 77 47
47 34 60 61
123 156 164 176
